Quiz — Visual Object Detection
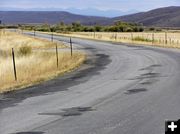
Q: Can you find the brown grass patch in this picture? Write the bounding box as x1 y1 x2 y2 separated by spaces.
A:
0 31 85 93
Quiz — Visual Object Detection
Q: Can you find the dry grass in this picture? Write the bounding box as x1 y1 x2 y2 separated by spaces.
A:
0 30 67 50
49 31 180 49
0 31 85 93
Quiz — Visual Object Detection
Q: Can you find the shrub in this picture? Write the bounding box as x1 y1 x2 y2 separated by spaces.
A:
133 36 152 42
139 27 144 32
126 27 133 32
149 27 155 31
18 46 32 56
0 50 10 58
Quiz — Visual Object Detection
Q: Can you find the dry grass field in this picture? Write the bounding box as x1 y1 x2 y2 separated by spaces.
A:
0 31 85 93
53 31 180 49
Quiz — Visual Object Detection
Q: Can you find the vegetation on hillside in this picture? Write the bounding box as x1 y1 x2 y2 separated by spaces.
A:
53 21 142 32
14 21 144 33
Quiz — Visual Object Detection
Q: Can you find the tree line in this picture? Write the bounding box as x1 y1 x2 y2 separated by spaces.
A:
17 21 145 32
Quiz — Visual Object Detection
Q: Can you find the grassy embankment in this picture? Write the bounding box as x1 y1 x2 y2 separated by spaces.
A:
0 31 85 93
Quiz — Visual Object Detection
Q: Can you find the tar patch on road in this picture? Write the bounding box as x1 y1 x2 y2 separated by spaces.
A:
39 107 94 117
130 72 162 80
129 64 164 81
12 131 44 134
140 72 161 79
140 80 157 85
125 88 148 95
139 64 162 71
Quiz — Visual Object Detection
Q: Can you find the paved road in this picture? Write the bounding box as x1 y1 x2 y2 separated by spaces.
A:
1 32 180 134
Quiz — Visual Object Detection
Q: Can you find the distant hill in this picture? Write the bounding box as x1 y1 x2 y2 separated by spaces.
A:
1 6 180 27
0 11 109 25
0 7 139 17
113 6 180 27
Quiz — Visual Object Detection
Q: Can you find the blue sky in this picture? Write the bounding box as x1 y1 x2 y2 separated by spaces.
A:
0 0 180 11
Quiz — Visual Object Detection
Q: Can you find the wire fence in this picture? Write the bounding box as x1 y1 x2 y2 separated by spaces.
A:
60 32 180 48
0 29 74 82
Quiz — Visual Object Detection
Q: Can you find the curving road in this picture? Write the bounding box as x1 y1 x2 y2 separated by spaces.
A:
1 32 180 134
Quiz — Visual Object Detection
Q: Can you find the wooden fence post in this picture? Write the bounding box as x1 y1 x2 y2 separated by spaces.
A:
131 33 133 41
152 32 155 45
34 29 35 37
51 32 54 42
70 37 73 57
115 33 117 41
56 44 59 68
169 38 171 45
165 32 168 44
12 48 17 81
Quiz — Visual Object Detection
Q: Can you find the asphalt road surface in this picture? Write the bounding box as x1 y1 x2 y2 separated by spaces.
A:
1 32 180 134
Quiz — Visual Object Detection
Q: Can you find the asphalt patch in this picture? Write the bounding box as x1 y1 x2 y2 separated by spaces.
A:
129 72 162 80
39 107 94 117
140 81 154 85
126 45 145 48
125 88 148 95
12 132 44 134
139 64 162 71
141 72 160 77
140 79 159 85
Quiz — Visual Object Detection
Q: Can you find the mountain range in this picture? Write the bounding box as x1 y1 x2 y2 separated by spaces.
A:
0 7 138 17
113 6 180 27
0 11 109 25
0 6 180 27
